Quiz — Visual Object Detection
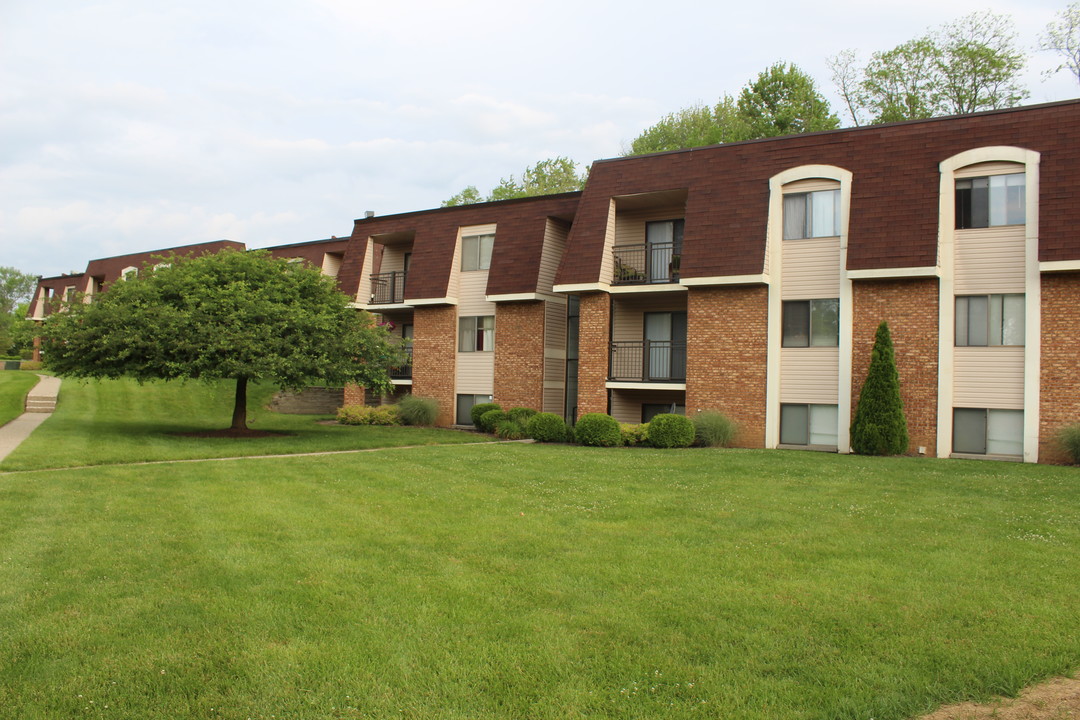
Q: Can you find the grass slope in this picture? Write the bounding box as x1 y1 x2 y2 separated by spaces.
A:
0 371 40 427
0 378 489 471
0 445 1077 719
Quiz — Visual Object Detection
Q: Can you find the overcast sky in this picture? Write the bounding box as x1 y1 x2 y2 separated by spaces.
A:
2 0 1076 279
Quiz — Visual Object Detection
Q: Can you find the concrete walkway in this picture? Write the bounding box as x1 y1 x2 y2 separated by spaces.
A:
0 374 61 462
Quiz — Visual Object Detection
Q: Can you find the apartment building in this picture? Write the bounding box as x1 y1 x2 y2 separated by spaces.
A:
27 100 1080 462
553 99 1080 464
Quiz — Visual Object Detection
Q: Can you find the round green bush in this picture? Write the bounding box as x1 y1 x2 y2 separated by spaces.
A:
470 402 500 427
692 410 737 447
619 423 649 446
526 412 569 443
573 413 622 447
648 413 695 448
478 409 508 433
507 406 538 424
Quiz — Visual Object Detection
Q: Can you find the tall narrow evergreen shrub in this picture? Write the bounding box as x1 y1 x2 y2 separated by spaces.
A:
850 321 909 455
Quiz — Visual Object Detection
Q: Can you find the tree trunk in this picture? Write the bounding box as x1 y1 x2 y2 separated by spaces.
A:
231 377 248 431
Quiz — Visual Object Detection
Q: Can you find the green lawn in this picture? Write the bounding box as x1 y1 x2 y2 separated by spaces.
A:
0 444 1077 719
0 377 490 471
0 371 40 427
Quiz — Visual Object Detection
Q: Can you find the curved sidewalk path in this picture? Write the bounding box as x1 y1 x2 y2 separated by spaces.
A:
0 374 61 463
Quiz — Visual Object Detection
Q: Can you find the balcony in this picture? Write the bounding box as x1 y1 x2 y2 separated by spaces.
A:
612 243 680 285
609 341 686 382
389 346 413 379
370 271 407 305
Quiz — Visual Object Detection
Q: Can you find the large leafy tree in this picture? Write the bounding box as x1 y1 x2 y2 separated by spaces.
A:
442 156 587 207
831 11 1028 125
736 62 840 138
0 267 37 357
41 249 398 432
626 97 749 155
1039 2 1080 85
624 63 838 155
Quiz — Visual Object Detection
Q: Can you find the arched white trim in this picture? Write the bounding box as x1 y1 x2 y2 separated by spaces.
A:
120 266 138 280
936 146 1041 462
765 165 854 451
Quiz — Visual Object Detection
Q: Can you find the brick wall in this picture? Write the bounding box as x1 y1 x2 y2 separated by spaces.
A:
1040 272 1080 463
576 292 611 416
685 286 769 447
412 305 458 426
493 300 546 410
851 278 939 456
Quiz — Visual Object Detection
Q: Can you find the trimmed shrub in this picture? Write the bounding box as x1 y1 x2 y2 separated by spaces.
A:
648 413 695 448
1058 423 1080 464
574 413 622 447
470 402 501 427
851 321 908 455
619 423 650 446
692 410 738 447
507 406 538 424
526 412 569 443
495 419 528 440
19 361 42 371
478 409 508 433
397 394 438 426
337 404 401 426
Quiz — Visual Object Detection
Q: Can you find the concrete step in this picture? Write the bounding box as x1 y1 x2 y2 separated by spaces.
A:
25 399 56 413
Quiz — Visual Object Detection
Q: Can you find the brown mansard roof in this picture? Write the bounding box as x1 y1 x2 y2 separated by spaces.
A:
340 193 579 300
555 99 1080 286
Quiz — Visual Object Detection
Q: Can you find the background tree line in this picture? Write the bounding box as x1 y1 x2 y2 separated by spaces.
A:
445 5 1080 204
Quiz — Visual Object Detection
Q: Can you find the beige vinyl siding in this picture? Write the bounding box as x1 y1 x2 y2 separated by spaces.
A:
380 248 408 274
355 239 375 303
781 237 842 299
598 200 617 286
543 299 567 414
954 161 1024 179
451 223 495 301
613 204 686 246
543 386 564 415
321 252 343 277
611 296 687 343
953 226 1026 294
537 219 569 293
953 347 1025 408
458 271 495 316
544 299 567 353
609 389 685 424
783 178 841 194
456 353 494 394
779 348 840 404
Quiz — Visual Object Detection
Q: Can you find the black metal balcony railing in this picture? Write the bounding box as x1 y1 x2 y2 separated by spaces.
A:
612 243 680 285
389 346 413 379
609 341 687 382
370 271 407 304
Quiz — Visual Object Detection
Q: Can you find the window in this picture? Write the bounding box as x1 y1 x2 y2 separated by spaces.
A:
780 404 838 447
783 189 840 240
458 315 494 352
645 219 684 283
953 408 1023 456
782 299 839 347
955 294 1024 346
461 234 494 271
955 173 1025 229
642 403 686 423
456 394 493 425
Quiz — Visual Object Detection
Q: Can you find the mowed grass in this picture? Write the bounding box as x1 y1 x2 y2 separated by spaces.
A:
0 377 490 471
0 371 40 427
0 444 1077 719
